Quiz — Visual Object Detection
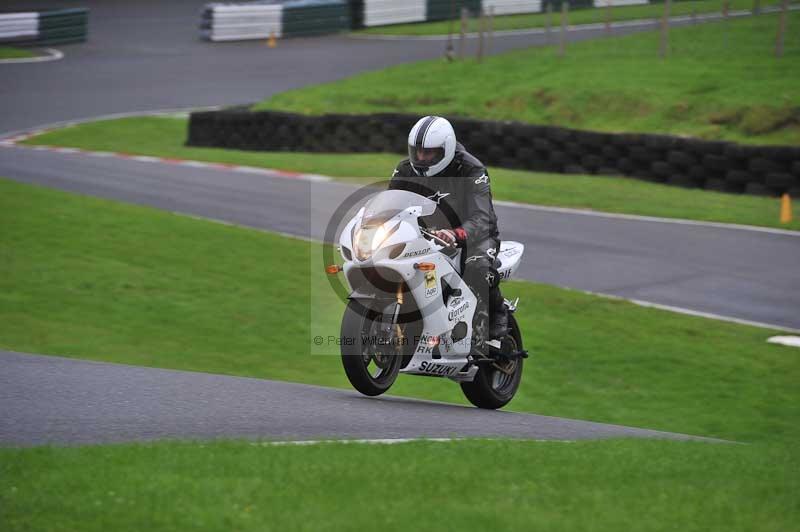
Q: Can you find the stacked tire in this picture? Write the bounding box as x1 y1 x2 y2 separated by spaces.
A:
187 109 800 197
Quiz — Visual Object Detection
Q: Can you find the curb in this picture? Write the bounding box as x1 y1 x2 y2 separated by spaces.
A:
0 47 63 64
0 110 331 184
1 139 331 184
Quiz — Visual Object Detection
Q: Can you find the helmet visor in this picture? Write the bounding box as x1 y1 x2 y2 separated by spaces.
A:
408 145 445 171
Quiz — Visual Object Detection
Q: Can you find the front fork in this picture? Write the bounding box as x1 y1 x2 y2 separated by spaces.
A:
375 284 404 366
391 283 404 344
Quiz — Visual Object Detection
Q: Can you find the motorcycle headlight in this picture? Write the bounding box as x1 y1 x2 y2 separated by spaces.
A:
353 222 401 261
354 225 385 261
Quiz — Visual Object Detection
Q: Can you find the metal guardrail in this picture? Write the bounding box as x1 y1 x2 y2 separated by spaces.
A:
200 0 567 41
199 0 783 42
0 7 89 46
202 0 350 41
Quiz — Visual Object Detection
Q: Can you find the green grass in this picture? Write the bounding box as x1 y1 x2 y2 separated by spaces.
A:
23 116 800 230
358 0 794 35
2 179 798 530
2 178 799 445
260 13 800 145
2 439 798 532
0 46 35 59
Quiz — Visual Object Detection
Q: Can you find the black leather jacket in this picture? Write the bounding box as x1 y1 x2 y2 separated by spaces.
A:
388 144 499 243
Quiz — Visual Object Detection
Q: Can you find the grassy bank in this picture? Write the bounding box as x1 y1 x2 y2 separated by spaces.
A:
260 13 800 145
22 117 800 231
0 46 35 59
358 0 794 35
2 439 798 532
2 178 798 444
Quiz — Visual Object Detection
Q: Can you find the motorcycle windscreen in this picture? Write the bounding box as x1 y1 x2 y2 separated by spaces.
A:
362 190 437 225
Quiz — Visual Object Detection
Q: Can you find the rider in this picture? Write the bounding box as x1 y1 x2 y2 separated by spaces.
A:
389 115 508 339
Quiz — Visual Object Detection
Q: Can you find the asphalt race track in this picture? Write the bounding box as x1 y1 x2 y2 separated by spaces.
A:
1 1 797 445
2 146 799 330
0 351 724 446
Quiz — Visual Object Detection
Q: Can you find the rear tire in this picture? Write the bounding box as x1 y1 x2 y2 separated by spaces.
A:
340 300 402 397
461 313 524 410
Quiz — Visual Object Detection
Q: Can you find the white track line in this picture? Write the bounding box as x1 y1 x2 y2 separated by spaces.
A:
495 201 800 237
579 289 800 334
258 438 460 446
350 6 800 41
173 212 319 243
254 437 575 446
0 47 63 64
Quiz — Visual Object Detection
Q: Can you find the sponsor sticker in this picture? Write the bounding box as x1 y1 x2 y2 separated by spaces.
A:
425 271 438 298
415 333 437 355
403 247 430 258
447 300 470 321
419 361 456 376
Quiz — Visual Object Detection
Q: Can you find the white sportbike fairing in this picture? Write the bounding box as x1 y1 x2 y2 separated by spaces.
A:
333 190 527 410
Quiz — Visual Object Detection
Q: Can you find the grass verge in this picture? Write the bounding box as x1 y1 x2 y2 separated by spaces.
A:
357 0 794 35
260 13 800 145
2 439 798 532
2 178 798 444
22 116 800 231
0 46 36 59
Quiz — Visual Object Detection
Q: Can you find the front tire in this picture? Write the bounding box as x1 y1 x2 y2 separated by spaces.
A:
340 300 403 396
461 313 524 410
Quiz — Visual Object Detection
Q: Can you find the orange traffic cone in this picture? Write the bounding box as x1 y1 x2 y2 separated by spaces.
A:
267 32 277 48
780 193 792 224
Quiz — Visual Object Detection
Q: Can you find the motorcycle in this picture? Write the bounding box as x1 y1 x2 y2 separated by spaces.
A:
327 189 527 409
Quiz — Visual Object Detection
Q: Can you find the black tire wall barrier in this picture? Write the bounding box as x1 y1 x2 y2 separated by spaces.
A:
187 110 800 197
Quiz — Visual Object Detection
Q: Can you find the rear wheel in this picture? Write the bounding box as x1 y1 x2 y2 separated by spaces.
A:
340 300 403 396
460 313 524 410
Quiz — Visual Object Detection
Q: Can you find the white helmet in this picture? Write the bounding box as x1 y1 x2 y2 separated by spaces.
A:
407 116 456 177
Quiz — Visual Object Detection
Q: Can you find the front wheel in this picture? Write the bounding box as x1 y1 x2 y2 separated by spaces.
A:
340 300 403 396
461 313 524 409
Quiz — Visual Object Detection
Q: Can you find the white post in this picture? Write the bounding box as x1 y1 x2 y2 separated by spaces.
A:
488 6 494 56
559 1 568 58
660 0 671 59
458 6 467 60
477 8 485 62
445 0 455 61
775 0 788 58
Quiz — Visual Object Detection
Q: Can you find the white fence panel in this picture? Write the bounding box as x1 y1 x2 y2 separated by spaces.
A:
207 3 282 41
593 0 649 7
363 0 426 27
0 12 39 39
481 0 543 15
